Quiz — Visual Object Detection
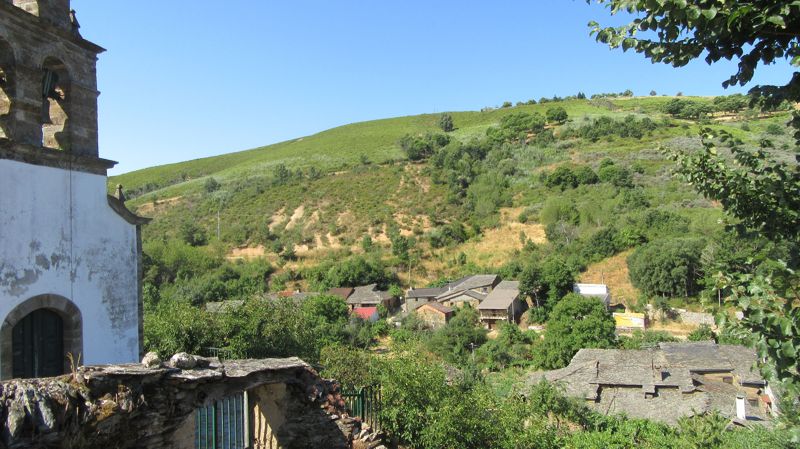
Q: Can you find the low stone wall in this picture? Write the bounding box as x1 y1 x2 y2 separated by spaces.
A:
0 357 357 449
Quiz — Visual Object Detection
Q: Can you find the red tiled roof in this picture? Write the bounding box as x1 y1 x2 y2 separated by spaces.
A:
353 307 378 320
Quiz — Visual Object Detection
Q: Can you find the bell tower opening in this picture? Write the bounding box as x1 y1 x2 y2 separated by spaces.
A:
12 1 71 30
0 38 14 140
41 56 71 151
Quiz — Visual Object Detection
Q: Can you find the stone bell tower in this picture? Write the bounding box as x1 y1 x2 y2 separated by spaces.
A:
0 1 149 380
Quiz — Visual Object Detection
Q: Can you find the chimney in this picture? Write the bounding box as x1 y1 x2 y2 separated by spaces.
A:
735 393 746 420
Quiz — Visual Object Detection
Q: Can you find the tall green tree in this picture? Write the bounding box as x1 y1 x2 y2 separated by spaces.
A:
534 293 617 369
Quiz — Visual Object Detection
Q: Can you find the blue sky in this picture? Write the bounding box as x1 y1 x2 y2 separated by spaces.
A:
70 1 794 174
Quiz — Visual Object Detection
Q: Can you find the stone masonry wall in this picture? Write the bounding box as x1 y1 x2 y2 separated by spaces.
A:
0 357 358 449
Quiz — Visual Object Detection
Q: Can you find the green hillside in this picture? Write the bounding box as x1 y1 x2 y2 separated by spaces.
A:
111 95 796 294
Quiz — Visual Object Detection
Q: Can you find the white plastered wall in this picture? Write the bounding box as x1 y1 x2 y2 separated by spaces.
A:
0 159 140 367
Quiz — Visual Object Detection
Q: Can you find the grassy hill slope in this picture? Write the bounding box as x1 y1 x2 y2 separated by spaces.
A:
111 96 797 290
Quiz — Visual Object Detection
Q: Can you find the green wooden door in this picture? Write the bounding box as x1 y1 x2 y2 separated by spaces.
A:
12 309 64 378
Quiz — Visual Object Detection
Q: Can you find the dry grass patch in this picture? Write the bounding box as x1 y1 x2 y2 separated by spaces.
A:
452 208 547 268
269 207 287 231
135 196 183 215
226 245 271 261
285 204 306 229
580 249 639 307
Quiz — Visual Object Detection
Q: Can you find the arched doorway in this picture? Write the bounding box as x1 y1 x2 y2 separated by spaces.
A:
0 295 82 379
12 309 63 378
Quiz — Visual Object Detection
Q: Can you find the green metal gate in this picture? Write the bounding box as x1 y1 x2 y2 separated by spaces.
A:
195 393 246 449
341 385 382 431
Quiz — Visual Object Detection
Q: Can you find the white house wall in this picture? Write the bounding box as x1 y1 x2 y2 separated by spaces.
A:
0 159 140 365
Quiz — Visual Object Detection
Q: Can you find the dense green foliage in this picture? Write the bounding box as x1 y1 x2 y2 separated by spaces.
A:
534 293 617 369
627 238 704 298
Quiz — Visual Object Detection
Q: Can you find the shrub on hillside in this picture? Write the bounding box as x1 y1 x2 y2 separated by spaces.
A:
687 324 716 342
305 255 393 291
540 197 580 226
581 227 622 263
627 238 705 298
619 330 677 349
398 133 450 161
203 177 221 193
545 166 577 190
546 106 568 124
534 293 617 369
179 220 208 247
438 113 454 132
598 164 634 188
561 115 656 141
428 222 468 248
573 165 599 185
486 112 546 144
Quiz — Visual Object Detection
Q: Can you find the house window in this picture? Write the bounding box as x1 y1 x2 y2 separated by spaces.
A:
195 393 247 449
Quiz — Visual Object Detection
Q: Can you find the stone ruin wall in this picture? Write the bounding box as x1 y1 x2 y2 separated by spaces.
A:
0 357 364 449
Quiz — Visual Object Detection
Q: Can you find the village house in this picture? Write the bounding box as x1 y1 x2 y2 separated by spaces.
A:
477 280 525 329
415 302 453 329
436 274 500 309
573 283 612 308
404 286 448 312
327 287 354 301
346 284 396 311
529 341 776 425
352 306 380 322
0 0 148 379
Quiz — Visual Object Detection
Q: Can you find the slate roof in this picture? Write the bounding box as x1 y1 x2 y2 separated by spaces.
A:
418 302 453 315
495 280 520 290
450 274 500 292
528 342 769 425
478 286 520 310
205 300 244 314
406 287 448 299
436 289 487 302
327 287 354 300
347 284 393 305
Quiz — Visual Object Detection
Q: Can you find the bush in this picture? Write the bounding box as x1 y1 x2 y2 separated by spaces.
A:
540 197 580 226
398 133 450 161
545 166 577 190
427 306 487 366
581 227 621 263
203 177 221 193
438 113 454 132
687 324 716 342
573 165 599 185
305 255 393 291
428 222 468 248
765 123 785 135
562 115 656 141
545 106 568 124
179 220 208 246
534 293 617 369
619 330 677 349
598 164 633 188
486 112 546 144
627 238 705 298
